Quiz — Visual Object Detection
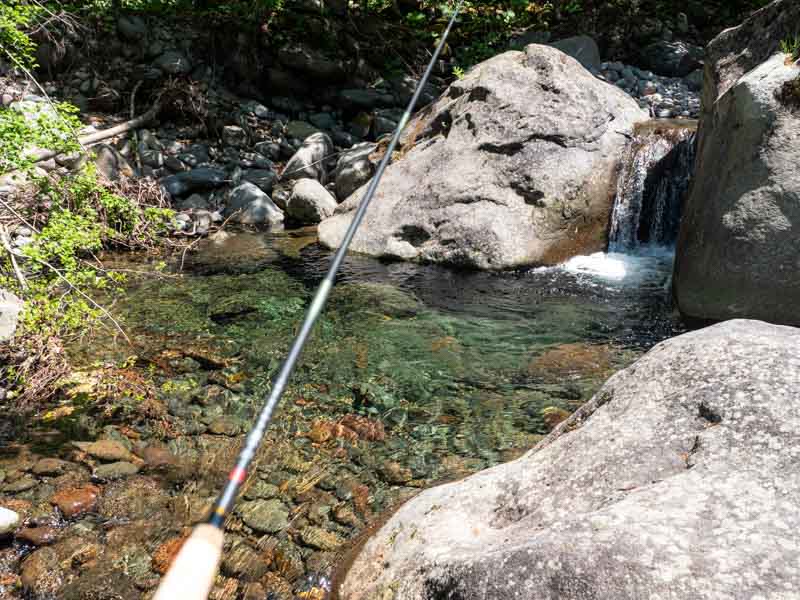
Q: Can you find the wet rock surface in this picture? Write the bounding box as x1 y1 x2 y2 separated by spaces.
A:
341 320 800 600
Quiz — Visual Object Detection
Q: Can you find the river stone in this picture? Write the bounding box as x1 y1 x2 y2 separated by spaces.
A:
320 45 647 269
334 142 375 201
161 168 227 198
282 132 334 183
0 288 22 342
50 484 100 518
0 506 20 535
548 35 601 71
154 50 192 75
277 44 346 81
117 16 147 41
224 182 285 226
16 525 58 546
93 461 140 480
286 179 338 224
94 144 134 182
237 499 289 533
222 125 248 148
32 458 70 476
74 439 136 463
342 319 800 600
339 89 395 110
674 46 800 324
299 526 344 551
639 40 703 77
242 169 277 194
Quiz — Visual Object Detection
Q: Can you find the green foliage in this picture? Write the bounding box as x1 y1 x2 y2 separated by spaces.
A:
0 1 42 68
0 101 82 173
780 34 800 62
1 167 174 339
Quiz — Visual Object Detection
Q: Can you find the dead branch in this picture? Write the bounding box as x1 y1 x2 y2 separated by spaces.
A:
23 101 161 167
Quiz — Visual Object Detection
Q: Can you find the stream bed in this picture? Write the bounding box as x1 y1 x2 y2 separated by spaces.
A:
0 228 683 599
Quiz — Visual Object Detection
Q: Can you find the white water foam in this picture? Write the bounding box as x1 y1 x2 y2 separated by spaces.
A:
557 247 675 288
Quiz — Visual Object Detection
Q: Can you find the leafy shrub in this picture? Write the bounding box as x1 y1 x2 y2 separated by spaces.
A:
0 101 82 173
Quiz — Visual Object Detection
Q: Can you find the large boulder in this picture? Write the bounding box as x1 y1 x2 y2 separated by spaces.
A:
340 319 800 600
674 0 800 325
319 45 647 270
699 0 800 125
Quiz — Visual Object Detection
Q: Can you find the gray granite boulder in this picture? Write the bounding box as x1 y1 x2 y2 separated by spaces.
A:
674 0 800 326
286 179 337 224
341 319 800 600
320 45 647 269
224 182 284 226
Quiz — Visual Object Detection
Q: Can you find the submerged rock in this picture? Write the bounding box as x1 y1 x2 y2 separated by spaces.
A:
320 45 647 269
238 499 289 534
341 320 800 599
50 484 100 518
675 0 800 325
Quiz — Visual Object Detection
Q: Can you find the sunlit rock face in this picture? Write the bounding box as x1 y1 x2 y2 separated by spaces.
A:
320 44 648 270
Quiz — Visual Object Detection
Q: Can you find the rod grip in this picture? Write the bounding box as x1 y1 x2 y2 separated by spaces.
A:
153 524 224 600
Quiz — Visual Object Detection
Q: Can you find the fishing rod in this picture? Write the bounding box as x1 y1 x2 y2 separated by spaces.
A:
153 3 465 598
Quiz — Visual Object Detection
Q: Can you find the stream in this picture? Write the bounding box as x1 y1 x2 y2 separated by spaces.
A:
0 122 693 599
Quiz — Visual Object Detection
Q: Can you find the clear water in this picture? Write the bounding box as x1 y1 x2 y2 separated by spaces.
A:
0 121 696 598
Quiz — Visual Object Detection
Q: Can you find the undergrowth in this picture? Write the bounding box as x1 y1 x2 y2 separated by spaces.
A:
780 34 800 63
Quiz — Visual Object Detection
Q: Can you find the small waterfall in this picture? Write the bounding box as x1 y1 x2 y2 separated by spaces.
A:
608 123 697 252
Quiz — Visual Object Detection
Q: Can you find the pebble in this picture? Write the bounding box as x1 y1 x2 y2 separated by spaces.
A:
16 525 58 546
0 507 20 535
32 458 70 476
299 526 344 551
93 461 140 480
599 60 700 118
237 499 289 534
50 484 100 518
74 439 136 463
2 476 37 493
